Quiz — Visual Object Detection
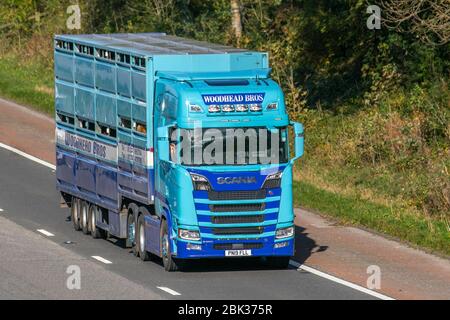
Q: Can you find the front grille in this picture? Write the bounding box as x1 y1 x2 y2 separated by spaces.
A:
214 243 263 250
210 203 265 212
212 227 264 235
211 215 264 224
208 190 266 201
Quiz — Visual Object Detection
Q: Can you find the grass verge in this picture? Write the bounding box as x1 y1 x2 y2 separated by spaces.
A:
294 180 450 256
0 55 53 114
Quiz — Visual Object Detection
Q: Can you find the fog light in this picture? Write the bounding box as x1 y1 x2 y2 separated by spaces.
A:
274 241 289 249
275 226 294 239
186 243 202 250
178 229 201 241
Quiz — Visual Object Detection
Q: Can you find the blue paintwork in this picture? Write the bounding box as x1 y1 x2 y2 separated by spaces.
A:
54 33 304 261
164 165 296 258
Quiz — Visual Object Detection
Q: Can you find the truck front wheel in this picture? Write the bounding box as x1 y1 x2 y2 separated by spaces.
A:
160 219 183 272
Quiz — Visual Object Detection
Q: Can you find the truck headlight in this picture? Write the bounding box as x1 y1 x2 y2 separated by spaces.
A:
190 173 211 191
178 229 201 241
275 226 294 239
262 171 282 189
266 171 282 180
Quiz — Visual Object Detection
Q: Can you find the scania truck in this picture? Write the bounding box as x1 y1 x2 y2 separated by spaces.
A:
54 33 304 271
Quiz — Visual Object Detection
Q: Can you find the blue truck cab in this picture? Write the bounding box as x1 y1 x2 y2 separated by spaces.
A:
54 33 304 271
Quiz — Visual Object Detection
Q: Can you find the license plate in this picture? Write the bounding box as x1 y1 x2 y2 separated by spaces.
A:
225 250 252 257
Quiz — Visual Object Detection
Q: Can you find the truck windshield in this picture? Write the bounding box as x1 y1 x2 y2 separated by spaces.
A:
170 127 288 166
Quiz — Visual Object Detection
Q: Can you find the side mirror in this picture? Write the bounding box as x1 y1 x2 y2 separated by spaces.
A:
290 121 304 162
157 126 170 162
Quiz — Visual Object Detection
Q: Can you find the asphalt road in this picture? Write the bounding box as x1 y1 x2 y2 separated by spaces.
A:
0 147 375 299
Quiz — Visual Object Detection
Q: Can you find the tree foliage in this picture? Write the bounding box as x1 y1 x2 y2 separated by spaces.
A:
381 0 450 45
0 0 449 217
1 0 448 108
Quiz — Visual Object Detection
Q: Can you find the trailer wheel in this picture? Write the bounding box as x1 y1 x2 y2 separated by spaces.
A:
88 204 103 239
80 201 90 234
136 215 150 261
160 219 181 272
126 212 135 249
267 256 291 269
71 197 81 231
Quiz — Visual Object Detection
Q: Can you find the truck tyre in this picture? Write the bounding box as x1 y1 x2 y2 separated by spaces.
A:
136 215 150 261
160 219 181 272
88 204 103 239
267 256 291 269
80 201 90 234
126 212 135 249
71 197 81 231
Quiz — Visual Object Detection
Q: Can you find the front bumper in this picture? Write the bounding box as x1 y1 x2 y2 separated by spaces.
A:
175 236 294 259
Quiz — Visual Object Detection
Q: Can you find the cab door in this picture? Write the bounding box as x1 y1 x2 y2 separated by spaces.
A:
153 82 178 221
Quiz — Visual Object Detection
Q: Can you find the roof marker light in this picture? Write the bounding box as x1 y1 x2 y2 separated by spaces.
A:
222 104 234 112
189 104 203 113
267 102 278 110
249 104 262 112
208 105 221 113
235 104 248 112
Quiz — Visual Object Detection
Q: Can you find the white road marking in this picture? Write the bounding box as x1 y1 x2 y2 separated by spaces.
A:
37 229 54 237
91 256 113 264
289 260 395 300
0 208 3 212
0 142 55 170
157 286 181 296
0 141 396 300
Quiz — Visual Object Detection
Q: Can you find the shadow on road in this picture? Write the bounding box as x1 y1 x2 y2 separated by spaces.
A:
143 225 327 273
294 225 328 265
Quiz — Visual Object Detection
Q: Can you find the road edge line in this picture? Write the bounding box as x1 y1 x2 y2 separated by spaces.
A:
0 142 55 170
157 286 181 296
91 256 113 264
289 260 395 300
37 229 55 237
